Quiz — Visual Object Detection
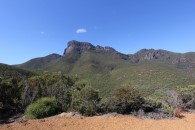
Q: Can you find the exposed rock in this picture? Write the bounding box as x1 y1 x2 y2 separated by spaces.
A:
58 112 82 118
63 40 119 56
129 49 171 63
63 40 95 55
95 45 116 52
172 57 187 64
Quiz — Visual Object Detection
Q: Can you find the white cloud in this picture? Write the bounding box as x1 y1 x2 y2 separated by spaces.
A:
76 28 87 34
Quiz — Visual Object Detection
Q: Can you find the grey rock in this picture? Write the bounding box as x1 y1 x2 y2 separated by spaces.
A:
64 40 95 55
95 45 116 52
129 49 171 63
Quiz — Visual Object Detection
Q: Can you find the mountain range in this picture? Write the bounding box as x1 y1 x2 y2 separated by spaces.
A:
2 40 195 97
17 40 195 69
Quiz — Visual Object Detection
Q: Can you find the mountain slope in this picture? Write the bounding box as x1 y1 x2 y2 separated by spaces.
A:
0 63 35 78
16 53 62 70
16 40 195 97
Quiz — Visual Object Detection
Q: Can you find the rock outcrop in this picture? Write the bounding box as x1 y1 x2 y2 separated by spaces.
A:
63 40 117 56
95 45 116 52
63 40 95 55
129 49 171 63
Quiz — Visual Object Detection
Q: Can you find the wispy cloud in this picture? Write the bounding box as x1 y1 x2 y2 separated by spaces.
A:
40 32 45 35
76 28 87 34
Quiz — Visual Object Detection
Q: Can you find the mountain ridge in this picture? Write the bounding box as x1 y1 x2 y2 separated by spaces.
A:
4 40 195 98
16 40 195 69
63 40 117 56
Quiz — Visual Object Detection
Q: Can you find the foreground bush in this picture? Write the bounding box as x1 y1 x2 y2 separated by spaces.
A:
71 86 100 116
142 97 174 116
113 84 144 114
25 97 59 119
0 77 23 118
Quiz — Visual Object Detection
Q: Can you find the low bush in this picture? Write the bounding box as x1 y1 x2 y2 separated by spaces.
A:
143 97 174 116
162 103 174 115
25 97 59 119
97 97 118 113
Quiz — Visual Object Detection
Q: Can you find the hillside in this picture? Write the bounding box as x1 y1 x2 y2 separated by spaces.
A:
16 40 195 97
16 53 62 70
0 63 35 79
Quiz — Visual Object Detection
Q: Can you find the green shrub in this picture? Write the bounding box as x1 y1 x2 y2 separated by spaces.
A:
97 97 117 113
141 97 162 113
25 97 59 119
114 84 144 114
71 86 100 116
143 97 174 115
162 103 174 115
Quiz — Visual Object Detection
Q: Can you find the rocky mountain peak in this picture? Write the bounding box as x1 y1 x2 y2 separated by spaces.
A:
63 40 95 55
63 40 118 55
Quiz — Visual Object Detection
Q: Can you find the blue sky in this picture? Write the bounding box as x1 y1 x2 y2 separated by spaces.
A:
0 0 195 65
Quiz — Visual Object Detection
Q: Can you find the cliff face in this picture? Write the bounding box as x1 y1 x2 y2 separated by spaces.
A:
63 40 117 56
63 40 95 55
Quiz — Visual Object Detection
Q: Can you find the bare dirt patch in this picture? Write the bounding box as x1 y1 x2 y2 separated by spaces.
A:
1 113 195 130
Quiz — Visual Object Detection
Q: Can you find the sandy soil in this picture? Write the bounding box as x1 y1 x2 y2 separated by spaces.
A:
1 113 195 130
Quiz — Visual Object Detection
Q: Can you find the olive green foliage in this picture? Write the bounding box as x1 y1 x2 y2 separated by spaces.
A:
175 85 195 109
0 63 34 79
7 49 195 119
0 77 24 117
0 69 78 119
113 84 144 114
179 85 195 97
22 72 77 110
16 50 195 99
25 97 58 119
1 60 195 119
144 97 174 115
71 86 100 116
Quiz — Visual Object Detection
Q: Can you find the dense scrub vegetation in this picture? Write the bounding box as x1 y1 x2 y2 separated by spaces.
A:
1 71 195 120
0 77 24 118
